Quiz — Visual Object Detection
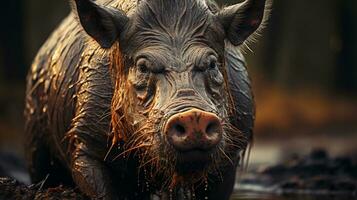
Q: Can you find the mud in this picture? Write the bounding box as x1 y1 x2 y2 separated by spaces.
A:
239 149 357 195
0 177 85 200
1 149 356 199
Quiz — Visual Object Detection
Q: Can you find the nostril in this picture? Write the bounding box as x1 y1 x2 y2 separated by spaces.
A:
165 109 223 151
174 123 186 136
206 121 220 136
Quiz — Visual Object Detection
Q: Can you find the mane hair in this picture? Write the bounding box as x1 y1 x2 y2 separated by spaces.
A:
109 42 132 147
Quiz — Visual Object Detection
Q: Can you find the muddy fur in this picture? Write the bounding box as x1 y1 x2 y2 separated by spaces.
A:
25 0 266 199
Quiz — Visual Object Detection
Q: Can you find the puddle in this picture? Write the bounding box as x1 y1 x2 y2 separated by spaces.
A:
230 136 357 200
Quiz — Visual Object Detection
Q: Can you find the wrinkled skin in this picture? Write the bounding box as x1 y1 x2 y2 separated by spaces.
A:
25 0 266 199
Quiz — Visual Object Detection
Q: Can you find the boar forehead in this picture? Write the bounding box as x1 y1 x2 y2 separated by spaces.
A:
121 0 225 61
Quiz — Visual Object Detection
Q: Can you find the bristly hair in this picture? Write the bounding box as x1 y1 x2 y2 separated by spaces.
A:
135 0 210 33
122 0 217 53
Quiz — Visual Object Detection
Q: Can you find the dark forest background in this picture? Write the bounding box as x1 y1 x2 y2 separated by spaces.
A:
0 0 356 159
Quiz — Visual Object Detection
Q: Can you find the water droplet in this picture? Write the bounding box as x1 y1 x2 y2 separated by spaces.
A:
204 179 208 191
146 181 150 192
169 188 173 200
42 105 48 113
191 186 196 200
204 178 209 199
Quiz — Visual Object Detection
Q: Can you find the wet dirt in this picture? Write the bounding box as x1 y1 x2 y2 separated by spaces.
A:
1 149 356 199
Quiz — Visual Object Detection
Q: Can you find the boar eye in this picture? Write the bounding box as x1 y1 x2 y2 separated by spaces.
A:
136 58 149 73
208 55 218 70
138 64 149 73
209 60 217 70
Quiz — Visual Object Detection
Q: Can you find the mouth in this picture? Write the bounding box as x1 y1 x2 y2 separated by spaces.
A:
175 149 212 174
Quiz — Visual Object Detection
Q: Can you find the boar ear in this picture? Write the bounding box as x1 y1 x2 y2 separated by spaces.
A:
218 0 267 46
71 0 129 48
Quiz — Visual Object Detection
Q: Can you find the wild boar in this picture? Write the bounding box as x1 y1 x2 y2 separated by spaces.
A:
25 0 268 199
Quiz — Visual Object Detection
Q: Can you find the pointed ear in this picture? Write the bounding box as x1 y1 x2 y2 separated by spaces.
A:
217 0 267 46
71 0 129 48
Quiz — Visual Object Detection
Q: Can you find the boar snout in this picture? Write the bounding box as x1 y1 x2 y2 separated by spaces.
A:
164 108 222 152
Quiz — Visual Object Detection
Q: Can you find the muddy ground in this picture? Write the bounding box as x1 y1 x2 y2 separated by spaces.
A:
238 149 357 195
0 149 356 200
0 178 84 200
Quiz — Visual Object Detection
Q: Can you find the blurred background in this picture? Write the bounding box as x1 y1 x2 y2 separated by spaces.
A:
0 0 356 167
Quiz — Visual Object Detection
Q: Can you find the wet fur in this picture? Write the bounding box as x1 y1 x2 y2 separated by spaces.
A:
25 0 258 199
